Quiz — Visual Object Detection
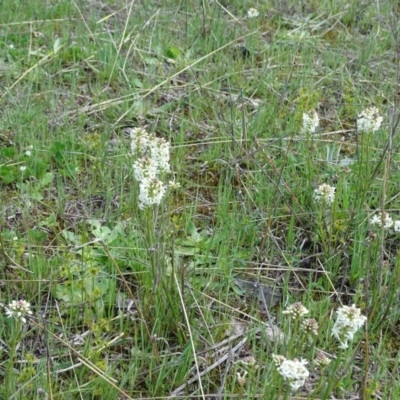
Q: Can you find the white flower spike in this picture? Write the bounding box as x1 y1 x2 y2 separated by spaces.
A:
314 351 331 367
138 177 167 209
273 355 310 392
313 184 335 205
247 8 259 18
301 110 319 134
129 127 172 209
332 304 367 349
149 136 170 173
133 157 158 182
283 302 309 319
357 107 383 133
5 300 33 324
369 212 393 229
272 354 287 367
129 127 151 157
301 318 319 336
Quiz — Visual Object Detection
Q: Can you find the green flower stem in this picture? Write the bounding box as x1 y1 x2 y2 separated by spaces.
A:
144 206 158 292
322 350 342 396
5 318 22 399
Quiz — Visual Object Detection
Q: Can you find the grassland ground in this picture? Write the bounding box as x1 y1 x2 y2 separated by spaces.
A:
0 1 400 399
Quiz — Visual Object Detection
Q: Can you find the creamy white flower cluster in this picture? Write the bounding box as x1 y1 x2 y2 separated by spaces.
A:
283 302 366 349
301 110 319 134
331 304 367 349
129 128 172 209
301 106 383 136
274 302 366 391
313 183 336 205
5 300 33 323
272 355 310 392
282 302 309 319
357 107 383 133
314 351 331 367
301 318 319 336
370 212 400 232
283 303 320 336
247 8 259 18
272 303 317 391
